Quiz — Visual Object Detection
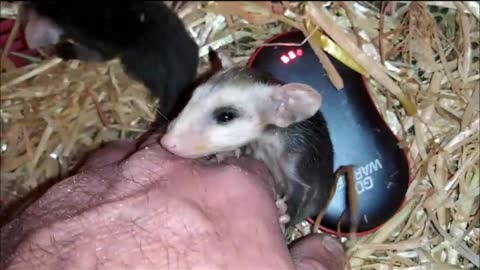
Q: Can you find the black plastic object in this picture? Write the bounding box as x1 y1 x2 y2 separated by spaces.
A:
248 31 411 236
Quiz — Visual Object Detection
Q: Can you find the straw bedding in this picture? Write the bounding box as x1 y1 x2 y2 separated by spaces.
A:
1 1 478 269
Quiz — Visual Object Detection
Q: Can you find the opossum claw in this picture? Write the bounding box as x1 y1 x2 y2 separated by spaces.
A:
234 148 241 159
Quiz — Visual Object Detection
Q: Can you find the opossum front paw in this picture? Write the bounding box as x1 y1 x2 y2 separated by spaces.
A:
234 148 241 159
278 214 290 225
275 195 290 225
214 153 227 163
215 149 243 163
275 196 288 214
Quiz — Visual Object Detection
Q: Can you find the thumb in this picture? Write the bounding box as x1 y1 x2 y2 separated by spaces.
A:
289 234 346 270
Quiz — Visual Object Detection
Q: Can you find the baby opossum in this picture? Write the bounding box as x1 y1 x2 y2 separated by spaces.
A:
21 2 199 119
160 64 336 229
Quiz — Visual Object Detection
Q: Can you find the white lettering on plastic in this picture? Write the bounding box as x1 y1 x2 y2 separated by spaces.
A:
336 159 383 195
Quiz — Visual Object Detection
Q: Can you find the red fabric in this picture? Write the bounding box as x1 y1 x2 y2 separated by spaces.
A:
0 19 42 68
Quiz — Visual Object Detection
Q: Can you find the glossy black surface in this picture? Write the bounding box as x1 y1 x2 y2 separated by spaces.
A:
248 31 410 233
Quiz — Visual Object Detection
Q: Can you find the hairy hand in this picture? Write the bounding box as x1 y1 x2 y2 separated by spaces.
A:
1 132 345 270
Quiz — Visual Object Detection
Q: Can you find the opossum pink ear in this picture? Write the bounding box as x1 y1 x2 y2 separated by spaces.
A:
267 83 322 128
23 8 63 49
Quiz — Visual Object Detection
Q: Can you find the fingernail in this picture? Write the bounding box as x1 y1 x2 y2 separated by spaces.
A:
321 235 344 255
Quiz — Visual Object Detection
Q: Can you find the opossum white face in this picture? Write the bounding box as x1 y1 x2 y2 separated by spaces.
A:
161 68 322 158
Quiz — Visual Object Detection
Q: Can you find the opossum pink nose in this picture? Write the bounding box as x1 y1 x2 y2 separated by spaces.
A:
160 134 177 150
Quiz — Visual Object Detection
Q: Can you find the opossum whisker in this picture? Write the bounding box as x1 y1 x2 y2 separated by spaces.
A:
147 104 171 124
156 111 171 124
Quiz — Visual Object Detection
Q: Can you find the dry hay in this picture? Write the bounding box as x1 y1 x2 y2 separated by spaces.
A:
1 1 479 269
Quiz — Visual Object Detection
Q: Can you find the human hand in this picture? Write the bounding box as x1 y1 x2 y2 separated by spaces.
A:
1 131 346 270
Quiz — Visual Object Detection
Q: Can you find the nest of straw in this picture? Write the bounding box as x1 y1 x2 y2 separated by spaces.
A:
1 1 479 269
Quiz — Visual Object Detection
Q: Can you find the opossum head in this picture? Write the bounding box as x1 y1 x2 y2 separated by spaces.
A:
161 67 322 158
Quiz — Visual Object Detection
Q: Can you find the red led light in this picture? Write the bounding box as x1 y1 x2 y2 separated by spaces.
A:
280 55 290 63
288 51 296 59
280 49 304 64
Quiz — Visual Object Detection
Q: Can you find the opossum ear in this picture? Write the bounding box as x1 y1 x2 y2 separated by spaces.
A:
23 5 64 49
267 83 322 128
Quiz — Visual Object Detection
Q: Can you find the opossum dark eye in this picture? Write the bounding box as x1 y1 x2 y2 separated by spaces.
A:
213 107 238 124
